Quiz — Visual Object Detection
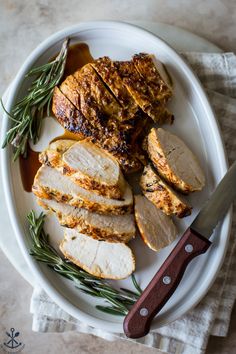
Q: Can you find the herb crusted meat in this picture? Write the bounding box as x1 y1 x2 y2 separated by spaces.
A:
132 53 172 104
147 128 206 193
140 164 192 218
38 198 135 243
32 165 133 215
52 54 173 173
39 139 126 199
91 56 139 119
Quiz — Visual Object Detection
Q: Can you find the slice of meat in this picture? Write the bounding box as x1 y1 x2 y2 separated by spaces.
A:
73 65 141 158
32 165 133 215
111 149 143 174
135 195 177 251
52 89 143 173
60 74 81 109
39 139 126 199
52 87 142 173
114 60 155 117
52 87 95 140
140 164 192 218
53 59 147 173
38 198 135 243
147 128 206 193
80 61 148 147
55 69 131 154
60 228 135 279
39 139 75 166
115 61 173 124
91 57 138 119
132 53 172 104
74 64 124 123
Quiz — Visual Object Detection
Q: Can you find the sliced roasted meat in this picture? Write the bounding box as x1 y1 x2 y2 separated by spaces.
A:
52 87 95 140
147 128 206 193
53 73 144 172
115 60 173 124
54 67 131 155
114 60 155 118
74 64 123 124
113 151 143 173
38 198 136 243
132 53 172 104
91 57 138 119
60 74 81 109
60 228 135 279
52 55 174 172
140 164 192 218
135 195 177 251
32 165 133 215
52 88 142 173
39 139 126 199
39 139 75 166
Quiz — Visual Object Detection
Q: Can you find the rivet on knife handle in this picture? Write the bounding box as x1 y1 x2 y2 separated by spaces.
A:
123 228 211 339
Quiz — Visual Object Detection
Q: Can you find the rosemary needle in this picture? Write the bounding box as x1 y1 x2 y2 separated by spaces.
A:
1 38 69 161
28 211 142 316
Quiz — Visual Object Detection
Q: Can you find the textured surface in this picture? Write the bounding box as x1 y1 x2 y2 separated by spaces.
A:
38 198 135 242
147 128 206 193
40 140 126 199
1 1 236 353
33 165 133 215
61 228 135 279
140 164 192 217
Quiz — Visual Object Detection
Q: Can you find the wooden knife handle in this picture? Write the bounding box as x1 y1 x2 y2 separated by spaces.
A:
123 227 211 338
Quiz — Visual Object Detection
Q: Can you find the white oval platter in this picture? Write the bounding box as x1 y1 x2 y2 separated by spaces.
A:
1 21 231 332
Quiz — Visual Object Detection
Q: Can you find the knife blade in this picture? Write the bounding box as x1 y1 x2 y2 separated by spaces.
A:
191 161 236 238
124 161 236 339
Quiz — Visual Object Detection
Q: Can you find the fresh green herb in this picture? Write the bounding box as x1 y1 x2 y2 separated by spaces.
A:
1 39 69 160
28 210 142 316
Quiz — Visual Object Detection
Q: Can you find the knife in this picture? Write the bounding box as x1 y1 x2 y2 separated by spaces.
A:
124 161 236 339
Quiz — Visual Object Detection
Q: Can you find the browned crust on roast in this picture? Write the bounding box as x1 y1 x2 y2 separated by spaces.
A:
39 144 126 200
156 108 174 125
109 150 144 173
74 64 123 123
38 199 134 243
53 85 143 172
52 62 148 172
32 184 50 199
140 165 192 218
132 53 172 104
91 57 138 118
32 182 133 216
52 87 96 139
59 240 135 279
52 55 173 173
147 128 205 193
60 75 81 109
148 128 191 193
115 60 155 116
39 149 63 168
114 61 173 124
64 170 125 200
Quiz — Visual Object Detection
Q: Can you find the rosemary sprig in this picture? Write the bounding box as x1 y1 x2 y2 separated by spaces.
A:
28 211 142 316
2 39 69 160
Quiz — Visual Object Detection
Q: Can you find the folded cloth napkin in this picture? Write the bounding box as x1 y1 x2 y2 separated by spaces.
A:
30 52 236 354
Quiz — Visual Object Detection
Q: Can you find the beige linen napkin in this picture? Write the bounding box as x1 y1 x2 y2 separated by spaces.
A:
30 52 236 354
